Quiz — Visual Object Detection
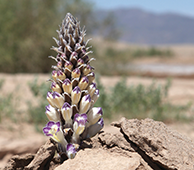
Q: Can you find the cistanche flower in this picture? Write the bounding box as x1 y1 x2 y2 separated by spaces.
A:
43 13 103 160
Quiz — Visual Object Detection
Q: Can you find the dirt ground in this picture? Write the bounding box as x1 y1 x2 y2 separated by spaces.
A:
0 73 194 168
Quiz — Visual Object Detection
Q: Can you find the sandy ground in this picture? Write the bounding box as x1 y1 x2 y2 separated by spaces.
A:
0 74 194 168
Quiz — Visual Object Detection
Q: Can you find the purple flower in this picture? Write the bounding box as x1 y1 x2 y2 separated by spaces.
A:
74 113 87 125
43 121 67 146
73 113 87 136
43 121 60 137
66 143 77 159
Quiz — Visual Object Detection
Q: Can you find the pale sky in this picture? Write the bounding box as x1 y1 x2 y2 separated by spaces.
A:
90 0 194 17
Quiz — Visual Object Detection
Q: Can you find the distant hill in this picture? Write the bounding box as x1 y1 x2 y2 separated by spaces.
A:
95 8 194 44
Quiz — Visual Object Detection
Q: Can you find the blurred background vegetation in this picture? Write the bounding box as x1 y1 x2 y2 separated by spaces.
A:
0 0 172 74
0 0 118 73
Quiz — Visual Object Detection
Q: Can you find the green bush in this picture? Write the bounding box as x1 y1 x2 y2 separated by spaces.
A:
0 0 94 73
95 77 191 122
27 77 50 131
0 79 17 122
132 47 173 57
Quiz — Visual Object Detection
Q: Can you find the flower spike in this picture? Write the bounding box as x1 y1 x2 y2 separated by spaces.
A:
43 13 103 159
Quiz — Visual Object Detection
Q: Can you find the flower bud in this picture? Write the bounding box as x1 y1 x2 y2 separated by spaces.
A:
77 58 84 67
52 70 57 81
62 78 72 94
56 54 61 61
52 91 65 108
81 48 86 55
51 82 62 93
87 72 95 83
66 144 77 159
78 76 89 90
71 86 81 105
57 70 66 81
57 61 63 68
86 118 104 138
45 104 60 122
65 61 73 70
61 53 67 60
61 102 72 125
87 107 103 126
70 52 78 65
75 43 81 51
91 89 99 105
72 68 81 79
79 94 91 114
83 65 92 76
47 91 55 107
70 52 78 60
87 82 96 97
71 51 78 57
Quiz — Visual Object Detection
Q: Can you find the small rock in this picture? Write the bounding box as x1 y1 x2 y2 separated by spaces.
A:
55 148 150 170
3 153 34 170
113 118 194 170
24 139 56 170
